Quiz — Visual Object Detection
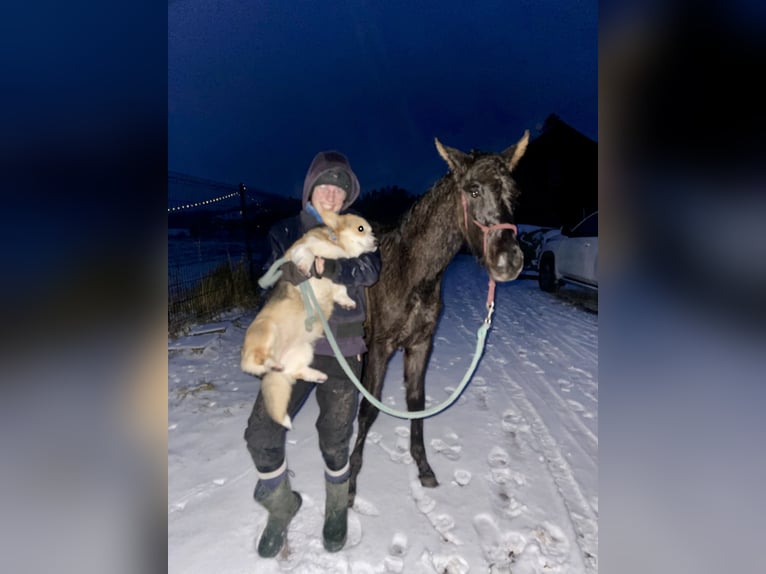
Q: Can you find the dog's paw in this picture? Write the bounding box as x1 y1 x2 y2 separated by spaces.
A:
338 299 356 310
296 367 328 382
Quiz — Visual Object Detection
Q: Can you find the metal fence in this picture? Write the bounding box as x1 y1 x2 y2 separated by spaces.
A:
168 172 271 334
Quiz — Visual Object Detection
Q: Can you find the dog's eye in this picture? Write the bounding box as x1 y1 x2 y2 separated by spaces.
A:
470 189 480 198
357 225 364 232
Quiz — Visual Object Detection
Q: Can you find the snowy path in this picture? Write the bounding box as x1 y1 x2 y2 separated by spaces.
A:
168 255 598 573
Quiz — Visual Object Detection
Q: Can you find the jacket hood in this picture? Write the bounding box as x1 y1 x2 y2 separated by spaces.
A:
302 150 360 211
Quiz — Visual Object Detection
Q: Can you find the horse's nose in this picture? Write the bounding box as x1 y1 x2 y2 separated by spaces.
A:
491 245 524 282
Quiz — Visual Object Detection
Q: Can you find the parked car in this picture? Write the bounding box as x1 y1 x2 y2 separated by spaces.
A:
538 211 598 292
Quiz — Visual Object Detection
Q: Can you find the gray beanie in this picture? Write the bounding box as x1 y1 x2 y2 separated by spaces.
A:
311 168 353 195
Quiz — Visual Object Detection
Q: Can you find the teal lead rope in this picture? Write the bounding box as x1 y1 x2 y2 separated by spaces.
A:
259 257 494 419
298 279 495 420
257 256 289 288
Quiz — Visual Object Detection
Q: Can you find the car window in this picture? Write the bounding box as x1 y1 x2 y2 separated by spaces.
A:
570 212 598 238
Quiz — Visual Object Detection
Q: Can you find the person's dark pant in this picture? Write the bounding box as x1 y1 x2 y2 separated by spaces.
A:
244 354 363 475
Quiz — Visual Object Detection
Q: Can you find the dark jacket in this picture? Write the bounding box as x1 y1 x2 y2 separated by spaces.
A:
261 151 380 357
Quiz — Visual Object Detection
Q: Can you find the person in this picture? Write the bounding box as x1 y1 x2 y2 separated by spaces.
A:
244 151 381 557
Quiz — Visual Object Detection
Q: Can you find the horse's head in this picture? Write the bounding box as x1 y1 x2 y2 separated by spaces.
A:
435 130 529 282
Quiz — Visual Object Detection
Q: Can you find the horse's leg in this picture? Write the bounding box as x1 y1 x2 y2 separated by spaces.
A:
348 339 393 507
404 338 439 487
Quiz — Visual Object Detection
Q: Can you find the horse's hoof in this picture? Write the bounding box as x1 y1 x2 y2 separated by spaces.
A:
419 473 439 488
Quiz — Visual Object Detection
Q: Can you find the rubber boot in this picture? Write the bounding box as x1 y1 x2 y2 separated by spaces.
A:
254 475 302 558
322 477 349 552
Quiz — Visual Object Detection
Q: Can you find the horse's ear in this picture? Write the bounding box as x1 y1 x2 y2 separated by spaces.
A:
502 129 530 171
435 138 468 174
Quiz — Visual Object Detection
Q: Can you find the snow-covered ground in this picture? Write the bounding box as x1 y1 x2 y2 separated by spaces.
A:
168 255 598 573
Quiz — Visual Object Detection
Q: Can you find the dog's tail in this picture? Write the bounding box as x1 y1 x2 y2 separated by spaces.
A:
260 371 294 429
241 319 283 375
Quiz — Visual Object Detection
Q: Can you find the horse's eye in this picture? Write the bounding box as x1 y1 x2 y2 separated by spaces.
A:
358 225 364 232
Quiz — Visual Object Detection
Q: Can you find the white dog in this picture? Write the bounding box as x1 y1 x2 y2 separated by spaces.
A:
241 210 377 429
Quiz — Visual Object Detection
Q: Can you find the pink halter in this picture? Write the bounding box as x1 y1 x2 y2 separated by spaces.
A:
460 193 518 311
460 192 518 256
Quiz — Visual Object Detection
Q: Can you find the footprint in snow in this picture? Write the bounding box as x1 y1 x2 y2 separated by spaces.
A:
345 512 363 548
415 493 437 514
474 514 572 573
366 431 383 445
394 426 410 454
422 551 470 574
367 431 412 465
487 445 511 469
472 375 487 386
428 512 462 545
486 446 527 518
431 435 462 461
531 521 571 564
410 476 462 546
488 479 527 519
501 409 530 436
389 531 409 557
471 385 490 410
453 469 472 486
473 513 526 572
382 555 404 573
351 496 380 516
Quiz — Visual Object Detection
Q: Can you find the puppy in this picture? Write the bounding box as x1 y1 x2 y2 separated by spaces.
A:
241 210 377 429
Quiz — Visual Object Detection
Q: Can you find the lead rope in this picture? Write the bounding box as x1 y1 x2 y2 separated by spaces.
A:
298 278 495 420
256 190 509 419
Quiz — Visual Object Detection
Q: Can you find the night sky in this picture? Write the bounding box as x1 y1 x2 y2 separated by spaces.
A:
169 0 597 199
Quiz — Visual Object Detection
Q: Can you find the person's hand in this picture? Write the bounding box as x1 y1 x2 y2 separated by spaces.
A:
279 261 310 285
312 257 339 279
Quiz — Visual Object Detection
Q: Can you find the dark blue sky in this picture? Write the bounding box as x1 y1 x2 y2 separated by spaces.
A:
169 0 597 199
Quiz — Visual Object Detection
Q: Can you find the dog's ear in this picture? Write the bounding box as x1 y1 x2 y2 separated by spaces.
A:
320 209 340 229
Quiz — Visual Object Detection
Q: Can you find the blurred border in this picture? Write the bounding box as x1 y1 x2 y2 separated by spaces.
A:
601 1 766 573
1 2 168 573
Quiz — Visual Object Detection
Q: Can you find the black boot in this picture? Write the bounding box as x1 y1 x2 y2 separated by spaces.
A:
254 475 302 558
322 477 349 552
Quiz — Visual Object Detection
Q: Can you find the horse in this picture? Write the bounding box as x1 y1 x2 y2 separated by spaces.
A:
348 130 530 506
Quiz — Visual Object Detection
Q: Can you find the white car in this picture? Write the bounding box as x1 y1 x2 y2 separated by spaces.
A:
538 211 598 292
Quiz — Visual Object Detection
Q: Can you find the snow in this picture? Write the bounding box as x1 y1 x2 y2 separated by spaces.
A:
168 255 598 573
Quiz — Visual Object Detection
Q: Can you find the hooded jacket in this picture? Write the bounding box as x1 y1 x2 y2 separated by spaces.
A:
261 151 380 357
301 151 361 211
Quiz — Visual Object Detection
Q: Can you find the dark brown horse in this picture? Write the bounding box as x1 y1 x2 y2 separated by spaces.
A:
348 131 530 506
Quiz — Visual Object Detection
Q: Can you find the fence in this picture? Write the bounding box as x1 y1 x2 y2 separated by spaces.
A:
168 172 276 334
